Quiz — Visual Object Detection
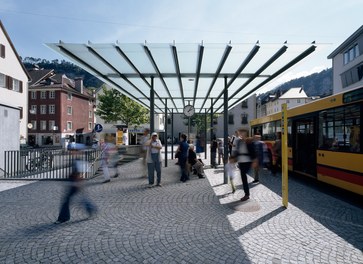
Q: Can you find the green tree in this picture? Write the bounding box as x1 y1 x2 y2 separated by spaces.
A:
96 86 149 126
182 113 218 135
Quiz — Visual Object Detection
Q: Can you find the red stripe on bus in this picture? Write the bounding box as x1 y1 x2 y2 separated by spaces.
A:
317 165 363 186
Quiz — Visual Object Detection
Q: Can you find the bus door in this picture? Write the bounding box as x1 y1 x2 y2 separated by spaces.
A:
292 116 317 177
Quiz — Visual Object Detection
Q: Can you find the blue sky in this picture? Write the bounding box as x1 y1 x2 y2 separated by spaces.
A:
1 0 362 90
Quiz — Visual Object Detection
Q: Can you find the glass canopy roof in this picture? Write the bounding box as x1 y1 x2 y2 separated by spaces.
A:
46 41 317 114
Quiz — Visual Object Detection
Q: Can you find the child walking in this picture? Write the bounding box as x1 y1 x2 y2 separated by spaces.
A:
226 156 238 193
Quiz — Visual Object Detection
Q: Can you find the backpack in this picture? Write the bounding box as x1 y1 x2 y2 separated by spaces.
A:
234 138 256 160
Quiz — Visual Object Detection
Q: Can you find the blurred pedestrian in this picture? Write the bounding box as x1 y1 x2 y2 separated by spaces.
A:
177 133 189 182
232 128 257 201
100 138 117 183
55 144 97 224
146 132 163 187
252 133 268 183
226 156 237 193
195 135 203 155
188 144 205 178
271 132 282 176
210 135 218 168
229 131 238 156
218 139 224 165
140 128 150 177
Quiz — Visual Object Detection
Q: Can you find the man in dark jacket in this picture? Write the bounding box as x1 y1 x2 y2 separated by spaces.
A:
177 133 189 182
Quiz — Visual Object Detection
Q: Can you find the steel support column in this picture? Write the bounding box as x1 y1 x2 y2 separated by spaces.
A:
164 99 168 167
171 109 174 160
223 76 229 184
150 76 155 133
204 108 207 160
210 98 214 166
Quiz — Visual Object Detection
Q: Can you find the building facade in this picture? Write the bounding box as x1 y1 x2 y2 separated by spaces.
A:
0 20 30 150
328 25 363 94
27 69 95 148
215 94 257 138
262 87 315 116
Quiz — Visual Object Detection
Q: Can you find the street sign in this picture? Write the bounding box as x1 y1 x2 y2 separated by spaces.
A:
94 123 103 133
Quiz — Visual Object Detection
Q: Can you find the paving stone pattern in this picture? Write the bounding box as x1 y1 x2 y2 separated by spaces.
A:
0 157 362 263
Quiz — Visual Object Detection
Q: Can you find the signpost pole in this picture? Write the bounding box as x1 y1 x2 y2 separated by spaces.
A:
281 103 288 208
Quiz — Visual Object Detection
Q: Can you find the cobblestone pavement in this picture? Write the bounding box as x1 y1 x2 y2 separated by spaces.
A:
0 157 362 263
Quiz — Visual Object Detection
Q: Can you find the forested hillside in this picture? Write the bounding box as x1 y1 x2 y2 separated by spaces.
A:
22 57 103 88
271 68 333 97
22 57 333 97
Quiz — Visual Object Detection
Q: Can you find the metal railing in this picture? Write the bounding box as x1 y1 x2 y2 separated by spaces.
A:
2 148 102 180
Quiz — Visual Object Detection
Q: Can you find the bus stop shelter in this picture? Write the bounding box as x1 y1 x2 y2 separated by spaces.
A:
47 41 317 183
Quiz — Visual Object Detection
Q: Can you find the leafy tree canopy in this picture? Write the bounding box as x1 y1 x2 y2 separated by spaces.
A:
182 113 218 134
96 86 149 127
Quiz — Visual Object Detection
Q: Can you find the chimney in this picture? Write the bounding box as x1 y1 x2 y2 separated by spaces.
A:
74 77 84 94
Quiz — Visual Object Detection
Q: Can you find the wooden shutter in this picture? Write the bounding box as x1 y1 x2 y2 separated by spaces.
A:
6 75 13 89
19 81 23 93
19 107 23 119
0 44 5 58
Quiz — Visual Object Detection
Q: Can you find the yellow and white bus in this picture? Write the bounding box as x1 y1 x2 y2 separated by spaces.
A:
250 86 362 195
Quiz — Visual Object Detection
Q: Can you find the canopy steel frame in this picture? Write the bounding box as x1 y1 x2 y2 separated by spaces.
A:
47 41 318 115
143 45 178 110
225 44 317 111
199 44 232 111
56 43 151 109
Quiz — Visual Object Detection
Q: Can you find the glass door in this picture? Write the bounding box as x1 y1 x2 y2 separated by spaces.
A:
292 116 317 177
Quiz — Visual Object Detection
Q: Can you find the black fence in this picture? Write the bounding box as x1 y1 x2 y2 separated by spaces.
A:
2 148 102 180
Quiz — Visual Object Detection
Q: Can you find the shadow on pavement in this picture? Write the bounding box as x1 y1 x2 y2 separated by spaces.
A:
258 172 363 251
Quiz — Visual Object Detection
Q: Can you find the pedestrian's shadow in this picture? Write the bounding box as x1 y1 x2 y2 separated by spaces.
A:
234 206 286 236
17 217 92 238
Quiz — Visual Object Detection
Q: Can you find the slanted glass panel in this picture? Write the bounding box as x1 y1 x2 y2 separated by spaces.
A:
61 43 115 75
164 78 182 99
229 76 268 98
173 100 184 113
138 98 149 104
181 77 196 99
88 43 137 74
128 78 151 97
200 43 230 74
240 43 284 74
196 78 214 98
175 43 199 74
202 99 212 111
47 44 102 77
225 77 248 97
193 98 205 113
209 78 225 97
153 78 171 98
109 77 146 99
153 98 166 111
259 43 312 75
230 79 266 106
118 43 156 74
221 43 258 74
146 43 175 74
